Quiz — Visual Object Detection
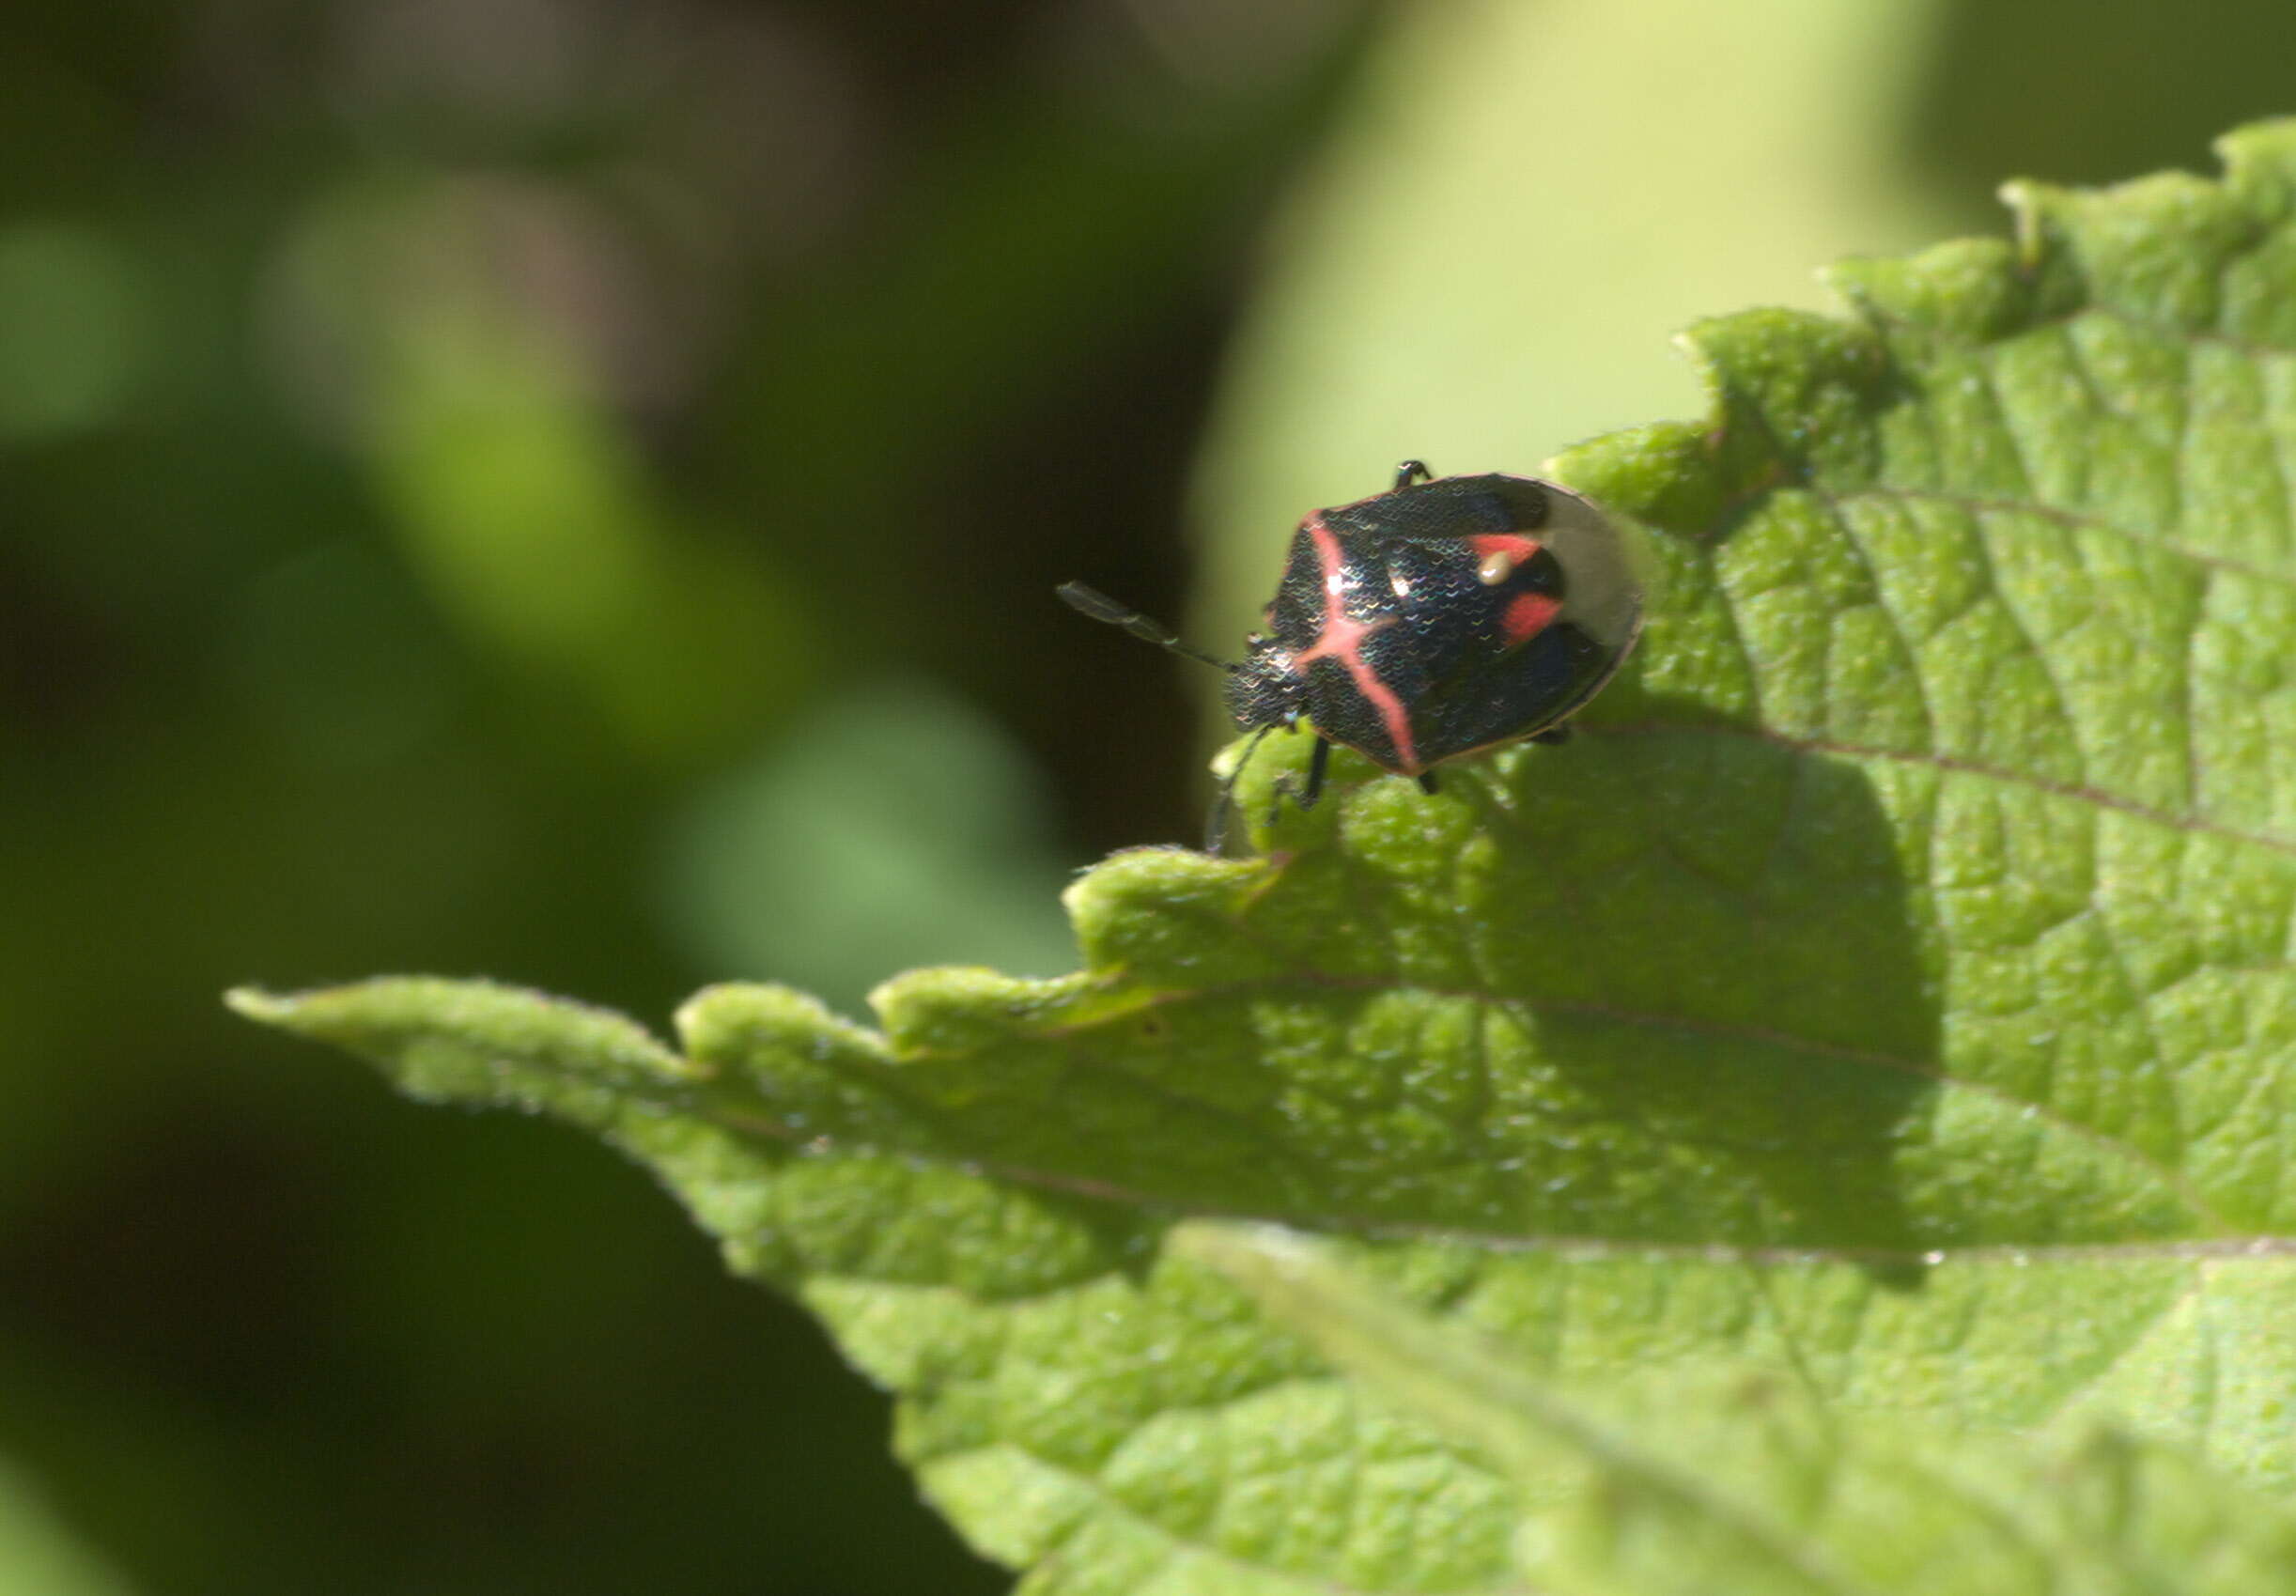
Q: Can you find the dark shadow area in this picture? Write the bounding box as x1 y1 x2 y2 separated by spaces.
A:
825 684 1939 1281
0 1061 1010 1596
1903 0 2296 208
1455 698 1938 1272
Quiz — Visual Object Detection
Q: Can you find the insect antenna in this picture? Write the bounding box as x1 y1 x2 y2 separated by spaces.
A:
1055 582 1230 670
1060 581 1280 854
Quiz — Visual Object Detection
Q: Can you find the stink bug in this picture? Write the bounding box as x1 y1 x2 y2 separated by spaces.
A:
1060 460 1642 849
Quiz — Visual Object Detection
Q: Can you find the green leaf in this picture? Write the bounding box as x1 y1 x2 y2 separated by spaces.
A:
0 1456 140 1596
1183 1223 2296 1596
234 118 2296 1592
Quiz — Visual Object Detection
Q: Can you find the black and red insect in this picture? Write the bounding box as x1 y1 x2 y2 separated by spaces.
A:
1061 461 1642 847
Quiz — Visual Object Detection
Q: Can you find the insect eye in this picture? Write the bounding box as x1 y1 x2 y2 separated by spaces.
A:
1476 551 1516 585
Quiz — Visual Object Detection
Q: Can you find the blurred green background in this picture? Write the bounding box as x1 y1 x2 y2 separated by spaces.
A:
2 1 2289 1590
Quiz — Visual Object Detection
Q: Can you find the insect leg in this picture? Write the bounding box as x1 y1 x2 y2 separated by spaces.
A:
1300 736 1331 810
1391 459 1433 490
1207 722 1280 854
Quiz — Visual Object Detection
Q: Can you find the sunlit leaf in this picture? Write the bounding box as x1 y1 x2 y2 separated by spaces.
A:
235 120 2296 1592
1186 1223 2296 1596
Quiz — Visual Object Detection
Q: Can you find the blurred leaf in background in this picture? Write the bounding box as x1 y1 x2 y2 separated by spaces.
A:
0 222 155 446
6 0 2296 1591
0 0 1374 1590
0 1459 136 1596
1193 0 1973 638
657 677 1077 1019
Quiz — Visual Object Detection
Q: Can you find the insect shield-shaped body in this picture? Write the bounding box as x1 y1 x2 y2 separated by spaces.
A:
1060 462 1641 849
1234 464 1642 783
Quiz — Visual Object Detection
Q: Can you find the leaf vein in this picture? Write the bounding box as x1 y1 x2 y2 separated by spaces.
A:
1591 719 2296 859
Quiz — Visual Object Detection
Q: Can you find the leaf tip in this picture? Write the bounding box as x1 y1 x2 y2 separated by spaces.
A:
223 985 293 1026
867 963 1101 1054
1548 417 1730 537
1667 308 1891 490
1822 237 2034 343
675 980 853 1060
1060 844 1279 981
2213 114 2296 158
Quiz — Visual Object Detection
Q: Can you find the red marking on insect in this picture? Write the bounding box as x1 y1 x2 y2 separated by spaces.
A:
1467 534 1541 562
1290 515 1421 771
1501 590 1561 643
